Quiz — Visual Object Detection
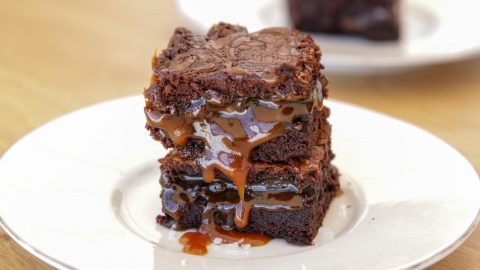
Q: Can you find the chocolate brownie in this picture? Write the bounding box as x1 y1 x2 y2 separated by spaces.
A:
157 145 339 245
144 22 327 115
143 23 339 251
288 0 400 41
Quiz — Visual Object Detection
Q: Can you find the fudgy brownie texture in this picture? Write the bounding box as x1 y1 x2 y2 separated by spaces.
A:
160 144 334 184
145 22 327 115
288 0 400 41
157 145 339 245
147 106 332 163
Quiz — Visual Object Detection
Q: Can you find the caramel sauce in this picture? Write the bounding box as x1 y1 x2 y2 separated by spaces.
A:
147 98 316 229
179 232 212 255
193 202 271 250
179 229 270 256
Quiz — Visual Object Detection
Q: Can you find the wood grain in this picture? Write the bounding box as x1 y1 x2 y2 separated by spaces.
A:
0 0 478 269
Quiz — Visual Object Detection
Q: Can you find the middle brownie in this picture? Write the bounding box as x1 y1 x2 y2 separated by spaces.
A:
147 105 331 163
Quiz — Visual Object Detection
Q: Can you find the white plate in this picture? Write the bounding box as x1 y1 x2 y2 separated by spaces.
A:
0 96 479 270
176 0 480 73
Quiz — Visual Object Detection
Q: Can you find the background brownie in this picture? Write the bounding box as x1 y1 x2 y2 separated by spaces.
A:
144 22 327 115
288 0 400 41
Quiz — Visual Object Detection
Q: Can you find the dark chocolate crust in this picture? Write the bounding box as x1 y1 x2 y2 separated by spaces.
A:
288 0 400 41
145 22 327 114
147 106 331 163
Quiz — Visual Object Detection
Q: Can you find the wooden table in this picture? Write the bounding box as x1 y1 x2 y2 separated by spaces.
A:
0 0 478 269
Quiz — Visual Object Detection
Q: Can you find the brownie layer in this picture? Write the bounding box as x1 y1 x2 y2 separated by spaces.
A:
147 106 331 163
145 22 327 115
288 0 400 41
158 169 338 245
157 146 339 245
159 143 335 185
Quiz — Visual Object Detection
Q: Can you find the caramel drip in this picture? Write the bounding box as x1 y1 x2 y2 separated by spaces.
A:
179 228 270 256
146 113 193 146
187 203 270 253
233 200 250 228
147 99 314 229
201 203 268 244
179 232 212 255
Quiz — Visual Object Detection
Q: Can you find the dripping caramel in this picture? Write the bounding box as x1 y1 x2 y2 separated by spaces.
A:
147 96 319 229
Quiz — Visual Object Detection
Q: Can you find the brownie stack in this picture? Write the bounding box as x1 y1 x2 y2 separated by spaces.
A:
288 0 400 41
144 23 339 245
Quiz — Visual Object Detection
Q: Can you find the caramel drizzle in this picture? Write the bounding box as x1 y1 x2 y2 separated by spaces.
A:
179 232 212 255
179 229 270 256
146 98 315 228
165 174 295 255
200 203 271 246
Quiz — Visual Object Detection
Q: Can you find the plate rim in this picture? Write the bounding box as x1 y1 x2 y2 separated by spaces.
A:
0 95 479 270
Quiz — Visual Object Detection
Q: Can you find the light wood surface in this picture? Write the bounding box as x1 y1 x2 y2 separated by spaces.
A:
0 0 479 269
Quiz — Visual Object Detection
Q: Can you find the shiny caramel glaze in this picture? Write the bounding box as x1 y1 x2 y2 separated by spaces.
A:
147 96 320 228
179 232 212 255
179 229 270 256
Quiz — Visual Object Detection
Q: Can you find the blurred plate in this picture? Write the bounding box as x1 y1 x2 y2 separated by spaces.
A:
0 96 479 269
176 0 480 73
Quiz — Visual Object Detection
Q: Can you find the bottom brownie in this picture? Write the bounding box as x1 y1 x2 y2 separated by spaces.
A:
157 145 339 245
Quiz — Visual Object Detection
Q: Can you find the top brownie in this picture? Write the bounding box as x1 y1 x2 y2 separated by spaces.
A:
145 22 326 114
